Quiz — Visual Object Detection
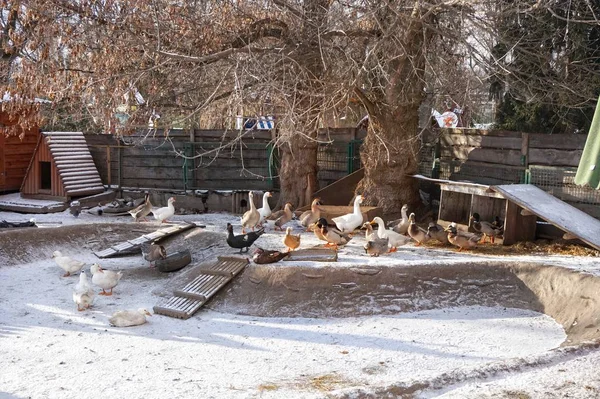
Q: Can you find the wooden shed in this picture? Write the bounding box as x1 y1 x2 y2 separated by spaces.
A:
21 131 105 200
0 111 39 193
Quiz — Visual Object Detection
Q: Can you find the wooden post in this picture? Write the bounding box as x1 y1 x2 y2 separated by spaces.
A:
503 200 537 245
117 145 122 189
521 133 529 173
106 146 111 186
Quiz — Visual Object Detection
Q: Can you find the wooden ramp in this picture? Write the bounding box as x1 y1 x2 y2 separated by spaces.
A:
491 184 600 251
94 222 196 258
153 256 249 319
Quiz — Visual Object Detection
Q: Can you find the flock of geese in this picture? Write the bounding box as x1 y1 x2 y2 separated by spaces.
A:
225 192 505 262
51 250 152 326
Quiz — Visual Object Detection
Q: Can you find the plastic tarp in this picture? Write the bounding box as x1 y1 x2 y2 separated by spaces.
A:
575 96 600 189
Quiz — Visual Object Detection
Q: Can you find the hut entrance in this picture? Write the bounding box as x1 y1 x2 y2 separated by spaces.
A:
40 161 51 191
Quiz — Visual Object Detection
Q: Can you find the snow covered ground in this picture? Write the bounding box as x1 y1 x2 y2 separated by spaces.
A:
1 207 600 398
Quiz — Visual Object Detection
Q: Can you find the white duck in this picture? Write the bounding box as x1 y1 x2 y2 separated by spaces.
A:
152 197 176 223
73 271 95 311
371 216 412 251
52 250 85 277
90 263 123 296
240 191 260 233
257 191 273 226
109 308 152 327
332 195 364 233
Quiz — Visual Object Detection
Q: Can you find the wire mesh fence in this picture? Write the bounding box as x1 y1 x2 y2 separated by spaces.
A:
528 165 600 205
317 140 363 188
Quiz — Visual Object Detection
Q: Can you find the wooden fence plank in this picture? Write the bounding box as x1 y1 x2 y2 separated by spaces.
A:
528 148 582 167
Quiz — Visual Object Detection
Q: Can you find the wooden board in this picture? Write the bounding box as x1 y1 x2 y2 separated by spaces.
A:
153 256 249 319
93 222 196 258
491 184 600 251
283 247 338 262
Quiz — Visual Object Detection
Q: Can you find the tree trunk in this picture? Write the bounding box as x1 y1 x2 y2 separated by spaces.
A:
356 12 432 216
274 0 328 210
356 109 422 215
278 135 318 210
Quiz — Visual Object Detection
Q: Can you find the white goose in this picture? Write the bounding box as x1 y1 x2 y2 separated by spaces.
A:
371 216 412 251
109 309 152 327
152 197 176 223
73 271 95 311
332 195 364 233
90 263 123 296
52 250 85 277
257 191 273 226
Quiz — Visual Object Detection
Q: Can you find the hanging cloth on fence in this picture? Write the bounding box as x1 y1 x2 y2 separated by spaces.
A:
575 96 600 189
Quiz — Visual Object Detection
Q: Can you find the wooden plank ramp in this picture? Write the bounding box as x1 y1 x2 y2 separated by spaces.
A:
93 222 196 258
491 184 600 251
153 256 249 319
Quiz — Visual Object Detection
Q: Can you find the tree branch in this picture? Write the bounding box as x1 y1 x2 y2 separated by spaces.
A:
272 0 303 20
353 86 376 116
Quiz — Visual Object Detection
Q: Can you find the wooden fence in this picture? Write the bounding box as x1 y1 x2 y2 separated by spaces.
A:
422 128 598 217
85 129 274 191
85 127 597 217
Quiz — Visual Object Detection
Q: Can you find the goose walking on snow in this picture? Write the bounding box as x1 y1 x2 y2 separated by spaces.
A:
152 197 176 223
73 271 95 311
90 263 123 296
52 250 85 277
257 191 273 226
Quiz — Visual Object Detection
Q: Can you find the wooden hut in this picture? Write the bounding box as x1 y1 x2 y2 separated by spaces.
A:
0 111 39 193
21 131 105 200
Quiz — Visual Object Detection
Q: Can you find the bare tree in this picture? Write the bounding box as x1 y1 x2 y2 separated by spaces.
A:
2 0 599 213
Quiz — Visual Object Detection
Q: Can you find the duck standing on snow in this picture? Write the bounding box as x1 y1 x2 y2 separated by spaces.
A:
73 271 95 311
364 237 389 257
387 204 410 234
408 213 430 246
445 222 482 251
362 221 377 241
90 263 123 296
426 222 450 244
52 250 85 277
252 248 290 264
320 223 351 250
257 192 273 226
226 222 265 253
69 201 82 218
241 192 260 233
129 193 153 222
141 243 167 267
370 216 412 251
283 227 301 252
109 309 152 327
152 197 176 223
332 195 364 233
299 198 321 231
273 202 294 231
